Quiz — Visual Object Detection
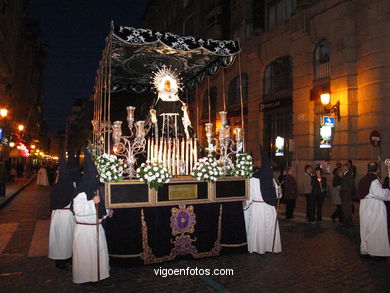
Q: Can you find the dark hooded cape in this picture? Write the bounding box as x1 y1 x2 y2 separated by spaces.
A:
357 173 378 199
50 156 75 210
68 154 81 184
73 148 107 219
252 146 277 206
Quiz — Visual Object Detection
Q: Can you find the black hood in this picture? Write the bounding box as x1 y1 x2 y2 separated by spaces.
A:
252 146 277 206
73 148 106 218
50 156 75 210
68 155 81 184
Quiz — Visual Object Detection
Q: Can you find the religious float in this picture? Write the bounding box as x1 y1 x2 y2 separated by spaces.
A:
91 22 251 265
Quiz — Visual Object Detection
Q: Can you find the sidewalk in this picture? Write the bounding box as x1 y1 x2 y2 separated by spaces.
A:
0 176 36 208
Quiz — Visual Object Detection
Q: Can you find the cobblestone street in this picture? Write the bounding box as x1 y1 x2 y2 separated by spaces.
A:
0 182 389 293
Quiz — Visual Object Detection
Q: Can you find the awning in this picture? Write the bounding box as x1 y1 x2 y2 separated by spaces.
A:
109 24 240 93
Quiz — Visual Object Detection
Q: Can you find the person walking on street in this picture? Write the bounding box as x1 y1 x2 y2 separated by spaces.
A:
331 162 343 223
303 165 314 219
308 167 328 224
339 162 355 227
284 167 298 219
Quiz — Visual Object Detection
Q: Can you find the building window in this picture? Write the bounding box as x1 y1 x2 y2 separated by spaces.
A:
267 0 297 30
228 74 248 110
314 39 330 80
264 56 292 99
203 87 217 118
262 56 293 168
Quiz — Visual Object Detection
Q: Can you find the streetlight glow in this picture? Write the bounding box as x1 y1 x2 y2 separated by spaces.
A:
0 108 7 118
320 93 330 105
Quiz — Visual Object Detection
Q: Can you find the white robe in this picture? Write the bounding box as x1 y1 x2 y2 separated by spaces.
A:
72 192 109 284
37 168 49 186
244 177 282 254
360 179 390 257
48 203 75 259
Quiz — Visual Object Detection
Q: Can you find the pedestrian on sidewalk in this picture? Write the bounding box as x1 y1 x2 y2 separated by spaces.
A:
0 160 6 197
48 156 76 270
308 167 328 224
339 162 355 227
331 162 343 223
358 161 390 258
303 165 314 219
37 164 49 186
284 167 297 219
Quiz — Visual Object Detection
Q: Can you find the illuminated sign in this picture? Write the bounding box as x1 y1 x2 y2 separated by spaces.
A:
322 116 335 127
320 126 332 148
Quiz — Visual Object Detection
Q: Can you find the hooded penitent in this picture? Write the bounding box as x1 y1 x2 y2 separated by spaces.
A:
252 146 277 206
357 173 379 199
73 148 107 219
68 154 81 184
50 156 76 210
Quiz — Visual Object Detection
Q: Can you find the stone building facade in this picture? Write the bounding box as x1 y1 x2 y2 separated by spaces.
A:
0 0 47 159
143 0 390 189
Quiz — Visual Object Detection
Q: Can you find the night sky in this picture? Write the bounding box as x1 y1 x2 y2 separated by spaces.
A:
30 0 149 131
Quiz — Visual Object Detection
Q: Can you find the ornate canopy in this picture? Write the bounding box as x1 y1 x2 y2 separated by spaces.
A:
109 24 240 94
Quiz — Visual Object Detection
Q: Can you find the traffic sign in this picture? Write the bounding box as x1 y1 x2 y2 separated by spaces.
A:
322 116 335 127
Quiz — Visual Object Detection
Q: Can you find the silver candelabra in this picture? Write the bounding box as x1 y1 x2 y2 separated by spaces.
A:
204 111 243 175
111 106 146 179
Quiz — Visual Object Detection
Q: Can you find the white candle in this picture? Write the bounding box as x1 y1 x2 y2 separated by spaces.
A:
172 138 176 176
147 138 150 162
189 139 193 173
185 139 189 174
193 138 197 165
158 138 163 163
167 138 171 173
176 138 180 175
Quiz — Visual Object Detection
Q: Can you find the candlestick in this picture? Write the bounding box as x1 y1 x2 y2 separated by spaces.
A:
126 106 135 129
135 121 145 141
112 121 122 147
219 111 228 127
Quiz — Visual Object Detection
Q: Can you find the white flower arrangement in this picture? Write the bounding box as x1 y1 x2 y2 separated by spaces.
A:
136 162 170 190
191 155 224 183
95 153 126 183
230 153 253 177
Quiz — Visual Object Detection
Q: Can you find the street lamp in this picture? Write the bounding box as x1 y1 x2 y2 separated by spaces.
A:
320 92 340 121
0 108 7 118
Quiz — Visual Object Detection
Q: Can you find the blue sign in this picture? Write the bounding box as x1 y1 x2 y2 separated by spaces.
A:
0 128 2 140
322 116 335 127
